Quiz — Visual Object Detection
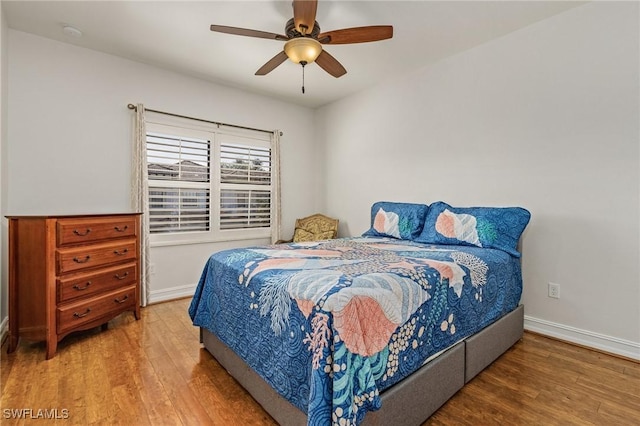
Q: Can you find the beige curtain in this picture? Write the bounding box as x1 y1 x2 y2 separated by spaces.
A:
131 104 151 306
271 130 282 244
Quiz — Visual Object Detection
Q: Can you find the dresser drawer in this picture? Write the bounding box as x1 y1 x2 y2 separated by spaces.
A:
57 239 137 274
57 262 138 303
57 286 136 334
57 216 137 246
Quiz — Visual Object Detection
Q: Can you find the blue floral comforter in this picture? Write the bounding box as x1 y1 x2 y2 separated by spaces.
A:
189 237 522 425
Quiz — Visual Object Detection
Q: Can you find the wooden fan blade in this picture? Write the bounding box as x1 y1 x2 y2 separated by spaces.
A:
255 51 289 76
293 0 317 35
315 50 346 78
318 26 393 45
210 25 288 41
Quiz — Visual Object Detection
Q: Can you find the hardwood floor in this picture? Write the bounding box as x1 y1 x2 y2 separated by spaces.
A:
1 298 638 425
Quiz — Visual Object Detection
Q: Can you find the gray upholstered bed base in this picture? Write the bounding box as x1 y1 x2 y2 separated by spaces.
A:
201 304 524 426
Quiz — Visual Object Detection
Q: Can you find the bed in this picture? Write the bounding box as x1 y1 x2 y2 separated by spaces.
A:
189 201 530 425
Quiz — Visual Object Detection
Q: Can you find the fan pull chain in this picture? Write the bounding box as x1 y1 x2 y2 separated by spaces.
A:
300 61 307 94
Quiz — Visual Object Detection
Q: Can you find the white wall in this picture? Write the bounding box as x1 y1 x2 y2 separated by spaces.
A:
0 2 9 339
317 2 639 358
6 31 321 303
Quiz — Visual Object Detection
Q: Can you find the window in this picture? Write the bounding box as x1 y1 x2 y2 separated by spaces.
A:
219 140 272 230
146 119 275 245
147 132 210 234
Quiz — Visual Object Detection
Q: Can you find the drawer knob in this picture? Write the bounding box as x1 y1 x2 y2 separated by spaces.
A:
114 225 129 232
73 281 92 291
73 255 91 264
114 295 129 304
73 308 92 318
113 249 129 256
73 228 92 236
114 272 129 280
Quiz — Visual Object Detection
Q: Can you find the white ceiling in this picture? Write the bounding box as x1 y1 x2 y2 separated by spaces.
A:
3 1 584 109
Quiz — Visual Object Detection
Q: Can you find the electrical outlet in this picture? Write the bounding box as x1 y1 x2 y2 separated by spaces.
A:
548 282 560 299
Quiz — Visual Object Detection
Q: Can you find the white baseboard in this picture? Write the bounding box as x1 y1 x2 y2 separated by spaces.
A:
148 283 197 305
524 315 640 360
0 316 8 345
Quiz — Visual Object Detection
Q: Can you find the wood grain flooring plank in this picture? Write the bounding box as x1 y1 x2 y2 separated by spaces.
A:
127 348 181 425
148 354 213 425
596 399 640 425
110 382 152 426
575 366 640 404
533 387 600 425
624 362 640 379
56 340 88 424
0 343 42 426
480 361 541 400
81 331 119 424
0 344 17 395
465 373 556 424
185 366 238 426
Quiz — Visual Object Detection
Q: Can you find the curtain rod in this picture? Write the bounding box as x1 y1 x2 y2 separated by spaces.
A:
127 104 282 136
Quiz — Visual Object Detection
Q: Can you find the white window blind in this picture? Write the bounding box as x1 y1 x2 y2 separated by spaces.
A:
220 143 272 230
149 187 210 233
147 132 211 234
145 118 276 245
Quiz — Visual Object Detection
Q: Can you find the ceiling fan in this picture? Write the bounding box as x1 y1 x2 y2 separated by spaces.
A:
210 0 393 84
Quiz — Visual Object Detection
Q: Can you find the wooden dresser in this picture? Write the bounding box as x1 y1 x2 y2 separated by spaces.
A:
7 213 141 359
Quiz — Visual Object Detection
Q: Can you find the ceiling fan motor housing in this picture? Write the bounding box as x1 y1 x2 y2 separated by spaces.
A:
285 18 321 39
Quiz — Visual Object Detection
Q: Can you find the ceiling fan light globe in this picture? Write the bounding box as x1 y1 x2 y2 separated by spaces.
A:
284 38 322 64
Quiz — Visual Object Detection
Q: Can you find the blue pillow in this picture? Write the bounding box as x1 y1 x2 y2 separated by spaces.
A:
414 201 531 257
362 201 429 240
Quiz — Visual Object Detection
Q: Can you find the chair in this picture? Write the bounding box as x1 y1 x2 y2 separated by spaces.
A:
277 213 339 244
